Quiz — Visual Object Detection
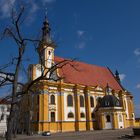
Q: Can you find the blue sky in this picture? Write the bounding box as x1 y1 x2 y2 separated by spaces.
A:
0 0 140 117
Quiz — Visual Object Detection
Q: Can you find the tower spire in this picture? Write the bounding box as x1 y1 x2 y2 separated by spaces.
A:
41 9 52 44
45 7 48 22
37 12 56 68
106 83 110 95
115 70 120 83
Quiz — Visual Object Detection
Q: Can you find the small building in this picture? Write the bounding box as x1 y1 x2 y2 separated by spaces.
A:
135 118 140 127
0 99 10 135
98 94 126 129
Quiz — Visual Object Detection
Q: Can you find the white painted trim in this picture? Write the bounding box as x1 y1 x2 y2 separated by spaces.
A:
64 88 73 92
64 93 75 121
79 90 83 93
118 114 124 129
124 98 129 119
48 87 57 90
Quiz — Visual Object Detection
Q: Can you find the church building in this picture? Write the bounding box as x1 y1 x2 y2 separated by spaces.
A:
20 17 135 133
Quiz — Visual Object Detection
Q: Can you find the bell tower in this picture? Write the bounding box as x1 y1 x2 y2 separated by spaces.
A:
38 16 56 68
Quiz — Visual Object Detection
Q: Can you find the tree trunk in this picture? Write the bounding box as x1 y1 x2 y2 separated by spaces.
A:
6 107 14 140
6 49 23 140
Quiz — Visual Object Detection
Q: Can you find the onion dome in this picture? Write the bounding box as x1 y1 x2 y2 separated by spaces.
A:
100 95 121 107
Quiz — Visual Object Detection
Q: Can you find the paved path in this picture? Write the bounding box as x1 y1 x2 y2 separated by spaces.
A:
1 128 140 140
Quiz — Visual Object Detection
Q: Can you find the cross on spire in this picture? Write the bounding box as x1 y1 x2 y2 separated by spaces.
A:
115 70 120 83
41 8 52 44
45 7 48 21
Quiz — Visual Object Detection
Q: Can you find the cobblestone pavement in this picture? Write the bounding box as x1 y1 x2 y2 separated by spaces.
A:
1 128 140 140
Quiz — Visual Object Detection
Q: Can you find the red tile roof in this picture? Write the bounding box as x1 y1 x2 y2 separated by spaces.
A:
0 98 11 104
55 56 123 90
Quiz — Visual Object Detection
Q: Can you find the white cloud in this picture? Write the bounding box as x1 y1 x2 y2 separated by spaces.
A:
77 42 86 49
0 0 39 23
25 1 39 25
42 0 56 5
0 0 16 18
77 30 85 37
134 48 140 56
30 1 39 14
119 74 126 81
136 83 140 89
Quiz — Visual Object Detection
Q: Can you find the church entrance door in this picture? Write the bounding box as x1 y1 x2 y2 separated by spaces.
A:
105 115 113 129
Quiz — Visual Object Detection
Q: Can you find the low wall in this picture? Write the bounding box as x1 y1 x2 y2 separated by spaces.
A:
32 121 98 133
135 118 140 127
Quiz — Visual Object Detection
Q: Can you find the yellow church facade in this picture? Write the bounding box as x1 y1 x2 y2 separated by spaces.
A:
20 18 135 133
27 81 135 133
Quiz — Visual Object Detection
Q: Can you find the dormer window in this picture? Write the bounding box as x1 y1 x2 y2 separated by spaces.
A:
105 101 110 106
116 101 120 106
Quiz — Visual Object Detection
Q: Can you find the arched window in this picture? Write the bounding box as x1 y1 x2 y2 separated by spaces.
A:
48 50 51 55
90 96 94 107
68 112 74 118
119 114 122 122
1 106 5 112
106 115 111 122
80 95 84 107
80 112 85 118
50 95 55 104
67 95 73 107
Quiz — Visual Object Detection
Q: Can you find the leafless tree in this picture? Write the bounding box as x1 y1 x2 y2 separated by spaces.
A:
0 6 77 140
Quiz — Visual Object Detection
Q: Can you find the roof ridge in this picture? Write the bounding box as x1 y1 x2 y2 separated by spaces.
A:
55 56 107 69
107 67 124 91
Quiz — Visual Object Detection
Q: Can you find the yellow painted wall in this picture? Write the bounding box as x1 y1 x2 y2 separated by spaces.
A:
100 114 105 129
49 122 58 132
112 113 118 129
92 121 98 130
79 122 86 131
135 120 140 127
62 122 75 132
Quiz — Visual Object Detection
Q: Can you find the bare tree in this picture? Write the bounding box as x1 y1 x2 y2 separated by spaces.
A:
0 6 77 140
0 6 36 140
